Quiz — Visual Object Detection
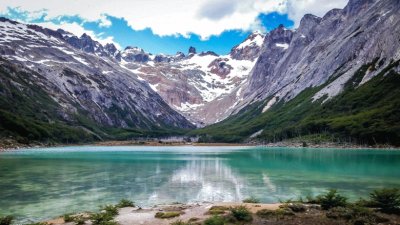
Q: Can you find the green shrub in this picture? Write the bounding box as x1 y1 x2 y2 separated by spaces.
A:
203 215 225 225
230 206 252 222
90 212 115 225
100 205 119 216
63 214 74 222
170 220 190 225
207 206 229 215
256 208 294 219
242 197 260 203
0 216 13 225
318 189 347 210
369 188 400 213
63 214 86 225
154 211 182 219
72 215 86 225
116 199 135 208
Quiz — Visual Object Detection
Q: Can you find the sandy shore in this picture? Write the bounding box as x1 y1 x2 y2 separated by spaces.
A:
46 203 282 225
43 201 400 225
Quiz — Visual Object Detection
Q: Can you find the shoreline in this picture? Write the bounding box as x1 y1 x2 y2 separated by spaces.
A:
45 202 283 225
1 139 399 152
37 200 400 225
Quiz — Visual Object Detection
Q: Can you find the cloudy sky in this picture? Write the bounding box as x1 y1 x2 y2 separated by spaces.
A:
0 0 348 54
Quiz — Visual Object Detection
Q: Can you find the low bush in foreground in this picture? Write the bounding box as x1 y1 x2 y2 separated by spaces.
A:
318 189 347 210
100 205 119 216
116 199 135 208
369 188 400 213
256 208 294 219
155 211 182 219
63 214 74 222
90 212 118 225
170 220 190 225
207 206 229 215
230 206 252 222
0 216 13 225
243 197 260 203
203 215 225 225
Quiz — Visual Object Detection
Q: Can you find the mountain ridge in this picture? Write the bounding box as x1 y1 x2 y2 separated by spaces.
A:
1 0 399 146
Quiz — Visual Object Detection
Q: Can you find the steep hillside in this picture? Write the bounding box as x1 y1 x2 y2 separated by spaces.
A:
194 0 400 146
0 18 194 144
194 60 400 145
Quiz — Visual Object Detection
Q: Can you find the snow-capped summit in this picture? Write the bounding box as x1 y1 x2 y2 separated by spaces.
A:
230 31 265 61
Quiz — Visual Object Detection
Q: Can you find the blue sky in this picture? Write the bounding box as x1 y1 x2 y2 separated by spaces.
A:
0 0 348 55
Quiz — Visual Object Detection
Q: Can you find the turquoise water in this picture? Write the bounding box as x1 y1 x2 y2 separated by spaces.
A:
0 146 400 223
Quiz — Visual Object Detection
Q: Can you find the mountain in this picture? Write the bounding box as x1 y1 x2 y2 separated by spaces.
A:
117 32 265 126
1 0 399 147
194 0 400 146
0 17 194 144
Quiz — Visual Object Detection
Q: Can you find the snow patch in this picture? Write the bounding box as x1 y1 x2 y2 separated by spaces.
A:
262 97 278 113
237 34 264 49
276 43 289 50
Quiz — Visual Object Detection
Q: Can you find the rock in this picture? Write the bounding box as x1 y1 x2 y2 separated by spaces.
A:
188 46 196 54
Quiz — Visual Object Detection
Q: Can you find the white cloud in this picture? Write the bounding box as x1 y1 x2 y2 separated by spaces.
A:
0 0 349 39
287 0 348 27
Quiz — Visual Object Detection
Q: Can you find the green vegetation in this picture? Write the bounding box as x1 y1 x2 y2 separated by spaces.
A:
207 206 229 215
0 58 191 146
63 214 75 222
63 214 86 225
116 199 135 208
170 220 191 225
90 212 117 225
318 189 348 210
99 205 119 216
243 197 260 203
194 60 400 146
256 208 294 219
368 188 400 213
90 204 119 225
0 216 13 225
203 215 225 225
229 206 252 222
155 211 182 219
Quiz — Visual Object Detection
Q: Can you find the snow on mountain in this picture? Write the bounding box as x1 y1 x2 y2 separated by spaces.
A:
0 16 266 127
0 17 194 130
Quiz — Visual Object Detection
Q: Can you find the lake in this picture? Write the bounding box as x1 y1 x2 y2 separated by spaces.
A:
0 146 399 223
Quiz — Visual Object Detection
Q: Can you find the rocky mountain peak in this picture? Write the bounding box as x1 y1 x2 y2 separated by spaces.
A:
188 46 197 54
267 25 293 47
299 14 321 30
199 51 219 57
121 46 149 63
80 33 92 40
230 31 265 61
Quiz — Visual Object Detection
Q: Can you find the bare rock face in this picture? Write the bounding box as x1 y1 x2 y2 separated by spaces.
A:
208 58 233 79
188 46 197 54
229 0 400 115
121 47 151 63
